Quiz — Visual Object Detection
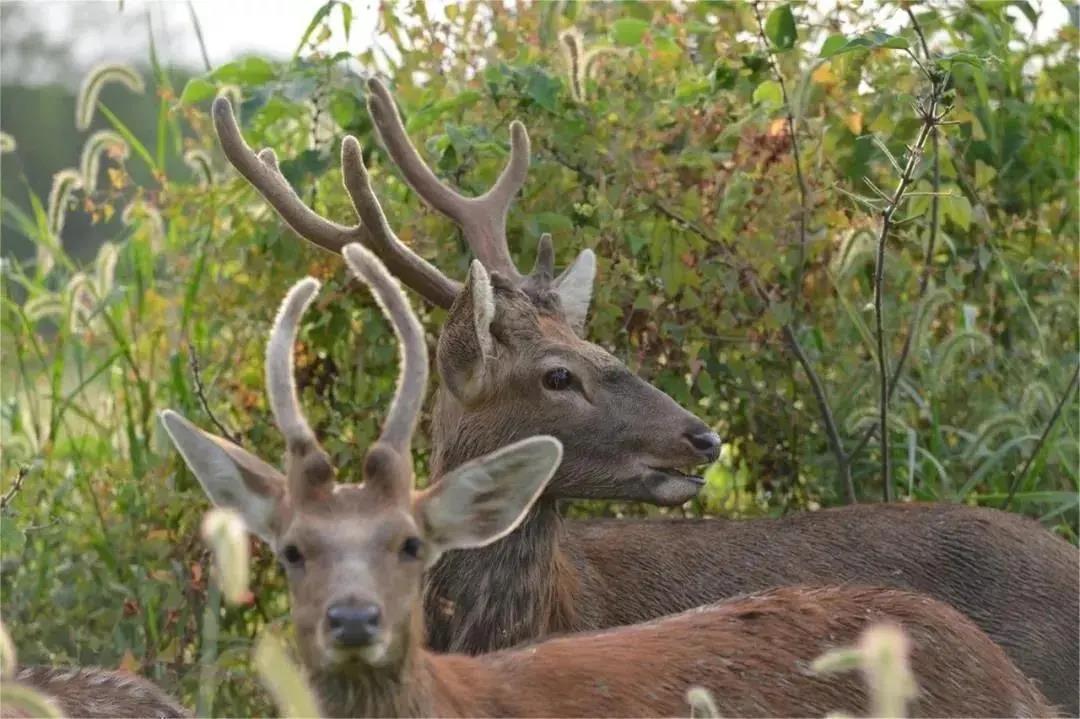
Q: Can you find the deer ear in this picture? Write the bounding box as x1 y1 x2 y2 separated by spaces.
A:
415 436 562 555
160 410 285 543
437 260 494 404
553 249 595 334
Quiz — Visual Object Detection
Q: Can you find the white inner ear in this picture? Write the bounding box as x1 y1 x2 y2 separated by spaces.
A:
423 436 562 552
160 410 278 543
554 249 596 333
470 260 495 359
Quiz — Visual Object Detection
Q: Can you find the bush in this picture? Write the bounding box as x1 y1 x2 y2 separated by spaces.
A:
2 2 1076 714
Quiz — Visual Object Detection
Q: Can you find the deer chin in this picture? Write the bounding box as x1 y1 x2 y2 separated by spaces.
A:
637 467 705 506
316 633 394 670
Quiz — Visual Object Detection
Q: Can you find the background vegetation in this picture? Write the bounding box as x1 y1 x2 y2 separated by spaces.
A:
2 1 1077 714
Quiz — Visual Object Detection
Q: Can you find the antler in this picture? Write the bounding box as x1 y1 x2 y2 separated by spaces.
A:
366 78 529 282
213 97 460 309
342 243 428 455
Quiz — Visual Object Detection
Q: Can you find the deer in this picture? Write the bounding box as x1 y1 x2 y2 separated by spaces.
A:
160 244 1057 719
0 666 189 718
210 79 1080 714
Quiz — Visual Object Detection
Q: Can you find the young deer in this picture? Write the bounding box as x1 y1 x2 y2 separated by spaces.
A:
161 245 1055 719
1 666 188 718
212 81 1079 713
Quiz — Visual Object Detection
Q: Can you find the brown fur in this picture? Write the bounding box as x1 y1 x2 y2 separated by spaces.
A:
317 585 1056 718
3 666 188 718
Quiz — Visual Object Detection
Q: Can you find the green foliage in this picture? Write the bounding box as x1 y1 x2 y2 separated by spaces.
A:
1 2 1076 715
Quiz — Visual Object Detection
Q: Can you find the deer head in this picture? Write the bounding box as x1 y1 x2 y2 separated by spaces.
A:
212 78 719 506
162 245 562 672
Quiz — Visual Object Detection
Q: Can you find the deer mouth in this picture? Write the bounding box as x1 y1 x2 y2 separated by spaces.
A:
639 466 705 506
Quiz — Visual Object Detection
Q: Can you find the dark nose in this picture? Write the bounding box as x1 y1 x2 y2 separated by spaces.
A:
685 428 722 462
326 601 382 647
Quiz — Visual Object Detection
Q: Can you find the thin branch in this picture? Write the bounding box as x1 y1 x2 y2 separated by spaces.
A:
751 3 854 501
1004 367 1079 510
655 198 855 502
850 8 944 464
187 344 243 445
872 84 942 502
1 466 29 511
752 1 810 310
783 326 856 502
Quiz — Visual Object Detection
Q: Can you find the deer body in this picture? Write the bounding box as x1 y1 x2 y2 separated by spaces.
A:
2 666 189 718
425 499 1080 715
210 80 1079 714
311 586 1055 719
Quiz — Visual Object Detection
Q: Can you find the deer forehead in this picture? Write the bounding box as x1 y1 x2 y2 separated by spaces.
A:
285 486 418 543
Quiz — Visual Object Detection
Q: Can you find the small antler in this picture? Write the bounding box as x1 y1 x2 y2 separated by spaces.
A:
342 243 428 454
366 78 529 282
213 97 460 309
266 278 321 451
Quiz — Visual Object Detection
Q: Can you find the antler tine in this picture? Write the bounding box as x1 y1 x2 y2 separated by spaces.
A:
366 78 527 282
342 243 429 455
213 97 350 253
214 97 459 310
340 137 461 308
266 277 322 451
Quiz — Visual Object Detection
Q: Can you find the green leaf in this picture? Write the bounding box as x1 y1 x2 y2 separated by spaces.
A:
752 80 783 108
210 57 276 87
819 31 909 58
765 4 797 51
941 51 984 69
820 34 848 58
943 193 972 231
611 18 649 46
179 78 216 106
294 0 336 58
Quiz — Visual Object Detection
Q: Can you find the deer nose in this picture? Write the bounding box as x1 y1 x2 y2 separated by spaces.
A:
685 429 722 462
326 601 382 647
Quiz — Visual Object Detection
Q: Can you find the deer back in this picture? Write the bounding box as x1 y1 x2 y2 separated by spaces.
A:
455 585 1057 718
3 666 188 719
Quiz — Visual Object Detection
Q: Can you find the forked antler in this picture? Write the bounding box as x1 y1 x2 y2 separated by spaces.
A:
213 97 461 309
366 78 529 282
342 243 428 454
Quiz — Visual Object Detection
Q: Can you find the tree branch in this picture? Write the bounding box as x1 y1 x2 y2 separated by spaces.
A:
752 1 810 306
1004 367 1079 510
1 466 30 511
849 8 942 463
187 344 243 445
872 82 943 502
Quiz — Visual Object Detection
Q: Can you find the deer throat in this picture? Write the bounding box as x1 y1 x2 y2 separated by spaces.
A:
310 649 435 719
422 499 582 654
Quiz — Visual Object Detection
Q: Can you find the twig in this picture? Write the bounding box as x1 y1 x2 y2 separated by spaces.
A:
187 344 243 445
1004 367 1079 510
1 466 29 511
751 3 853 502
655 198 855 502
872 78 945 503
849 8 942 462
782 326 855 501
752 1 810 306
186 1 212 73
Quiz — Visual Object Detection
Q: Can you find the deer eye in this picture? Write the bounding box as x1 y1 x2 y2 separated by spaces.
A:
543 367 573 391
400 536 423 560
281 544 304 567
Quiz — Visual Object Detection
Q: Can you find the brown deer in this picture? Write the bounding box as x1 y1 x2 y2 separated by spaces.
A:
211 81 1080 713
160 245 1056 718
1 666 188 718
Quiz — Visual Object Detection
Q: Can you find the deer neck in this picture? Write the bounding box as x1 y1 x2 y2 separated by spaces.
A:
427 388 583 653
423 500 581 655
